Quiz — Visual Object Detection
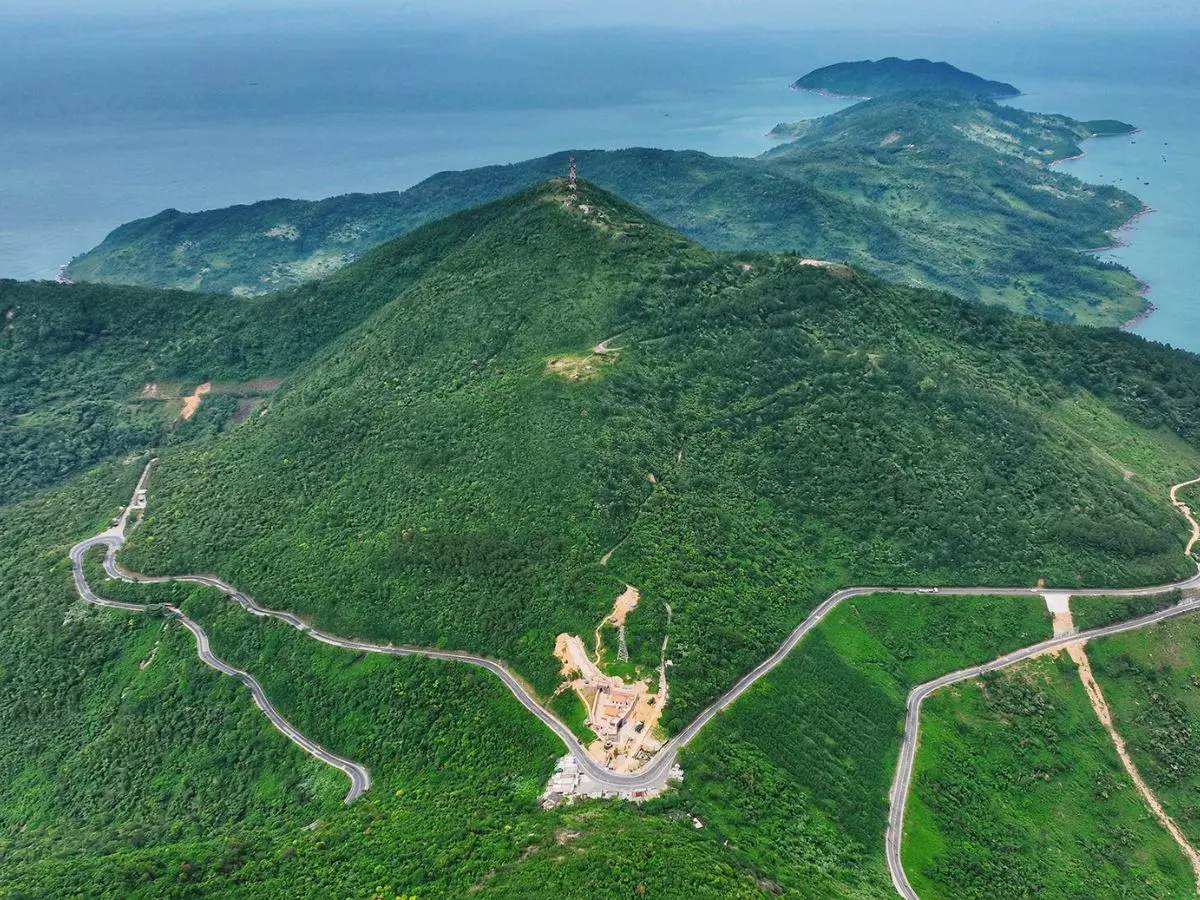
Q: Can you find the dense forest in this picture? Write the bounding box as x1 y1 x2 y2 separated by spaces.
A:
104 179 1200 729
67 95 1145 326
7 179 1200 896
790 57 1020 98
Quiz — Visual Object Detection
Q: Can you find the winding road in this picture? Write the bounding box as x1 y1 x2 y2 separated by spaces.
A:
70 462 1200 895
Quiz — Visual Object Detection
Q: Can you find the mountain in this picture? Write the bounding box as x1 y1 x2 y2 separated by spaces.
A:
110 179 1200 724
0 227 458 503
792 57 1020 99
8 180 1200 897
65 95 1148 328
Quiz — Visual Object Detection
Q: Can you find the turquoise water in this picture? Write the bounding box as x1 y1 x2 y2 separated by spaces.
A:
2 17 1197 348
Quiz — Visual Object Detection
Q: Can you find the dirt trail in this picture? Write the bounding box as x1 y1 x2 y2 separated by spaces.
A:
592 336 623 354
1067 642 1200 892
1171 477 1200 556
591 584 640 661
179 382 212 421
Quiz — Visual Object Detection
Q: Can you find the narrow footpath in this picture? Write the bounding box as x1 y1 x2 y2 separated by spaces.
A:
1067 642 1200 892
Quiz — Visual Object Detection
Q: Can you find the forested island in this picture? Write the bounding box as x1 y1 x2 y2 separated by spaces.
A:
791 57 1020 99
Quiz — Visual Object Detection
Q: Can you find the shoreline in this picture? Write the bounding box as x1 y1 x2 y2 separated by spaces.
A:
1049 150 1086 167
1121 295 1157 331
1055 126 1157 333
1088 204 1156 331
1079 204 1155 253
790 85 870 101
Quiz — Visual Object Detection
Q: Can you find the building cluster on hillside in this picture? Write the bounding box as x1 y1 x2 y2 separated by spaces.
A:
540 754 683 809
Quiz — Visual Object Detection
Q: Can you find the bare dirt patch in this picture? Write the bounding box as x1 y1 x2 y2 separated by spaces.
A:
1043 592 1076 638
881 130 902 146
1068 642 1200 890
553 583 672 773
264 224 299 240
1170 476 1200 556
795 258 855 279
179 382 211 421
545 351 613 382
610 584 640 627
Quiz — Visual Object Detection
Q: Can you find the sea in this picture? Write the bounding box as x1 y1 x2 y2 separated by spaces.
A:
1 14 1197 348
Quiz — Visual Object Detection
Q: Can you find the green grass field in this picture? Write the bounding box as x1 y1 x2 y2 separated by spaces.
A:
904 653 1193 898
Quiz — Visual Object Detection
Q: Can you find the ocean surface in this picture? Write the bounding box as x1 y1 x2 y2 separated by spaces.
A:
2 15 1197 348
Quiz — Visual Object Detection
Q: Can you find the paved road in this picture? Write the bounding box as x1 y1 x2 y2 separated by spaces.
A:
70 470 370 802
70 462 1200 893
883 592 1200 899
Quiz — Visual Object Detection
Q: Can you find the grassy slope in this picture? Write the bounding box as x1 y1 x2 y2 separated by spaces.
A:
904 653 1193 898
101 180 1200 734
672 592 1052 898
1088 615 1200 848
66 96 1145 326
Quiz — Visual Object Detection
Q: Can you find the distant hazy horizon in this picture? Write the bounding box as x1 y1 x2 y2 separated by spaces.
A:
4 0 1199 32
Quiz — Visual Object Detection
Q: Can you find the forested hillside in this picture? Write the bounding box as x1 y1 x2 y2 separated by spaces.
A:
790 57 1020 99
0 216 475 503
7 179 1200 897
108 179 1200 729
67 95 1145 326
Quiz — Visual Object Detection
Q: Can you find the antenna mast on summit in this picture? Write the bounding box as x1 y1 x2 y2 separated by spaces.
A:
567 156 578 192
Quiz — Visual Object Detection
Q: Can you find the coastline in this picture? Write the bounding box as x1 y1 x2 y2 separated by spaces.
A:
1082 203 1156 331
1079 204 1155 253
790 84 870 101
1121 295 1157 331
1049 151 1086 167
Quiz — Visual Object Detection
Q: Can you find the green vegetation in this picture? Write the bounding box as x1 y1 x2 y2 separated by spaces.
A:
0 213 475 502
905 653 1193 898
0 460 348 893
669 592 1051 896
550 690 598 744
791 57 1020 99
8 178 1200 897
1083 119 1139 137
1 484 766 898
105 180 1200 733
1073 591 1180 631
762 93 1147 325
68 95 1146 326
1089 614 1200 848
